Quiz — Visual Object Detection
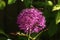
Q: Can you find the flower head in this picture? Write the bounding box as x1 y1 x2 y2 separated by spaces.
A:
17 8 46 33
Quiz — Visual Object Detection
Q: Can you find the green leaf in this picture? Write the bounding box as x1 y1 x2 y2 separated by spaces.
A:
8 0 16 4
48 21 57 37
0 1 6 10
56 11 60 24
55 0 60 24
52 5 60 11
24 0 32 8
58 0 60 4
52 0 60 11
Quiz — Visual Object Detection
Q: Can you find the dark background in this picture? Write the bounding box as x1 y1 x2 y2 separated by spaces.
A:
0 0 60 40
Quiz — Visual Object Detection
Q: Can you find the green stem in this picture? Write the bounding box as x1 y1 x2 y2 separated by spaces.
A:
28 27 31 40
28 33 30 40
33 31 43 39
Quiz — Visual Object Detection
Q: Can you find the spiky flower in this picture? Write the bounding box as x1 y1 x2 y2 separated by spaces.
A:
17 8 46 33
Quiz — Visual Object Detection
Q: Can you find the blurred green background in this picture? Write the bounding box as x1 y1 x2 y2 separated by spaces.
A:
0 0 60 40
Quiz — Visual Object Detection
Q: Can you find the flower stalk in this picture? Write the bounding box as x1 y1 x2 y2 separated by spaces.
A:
16 8 46 40
33 31 43 39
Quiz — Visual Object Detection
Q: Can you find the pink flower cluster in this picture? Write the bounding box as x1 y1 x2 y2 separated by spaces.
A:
17 8 46 33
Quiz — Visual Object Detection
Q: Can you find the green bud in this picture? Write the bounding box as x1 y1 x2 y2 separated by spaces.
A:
47 1 53 6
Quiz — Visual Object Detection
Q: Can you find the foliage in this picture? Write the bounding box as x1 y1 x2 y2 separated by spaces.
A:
0 0 60 40
0 0 6 10
8 0 16 5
